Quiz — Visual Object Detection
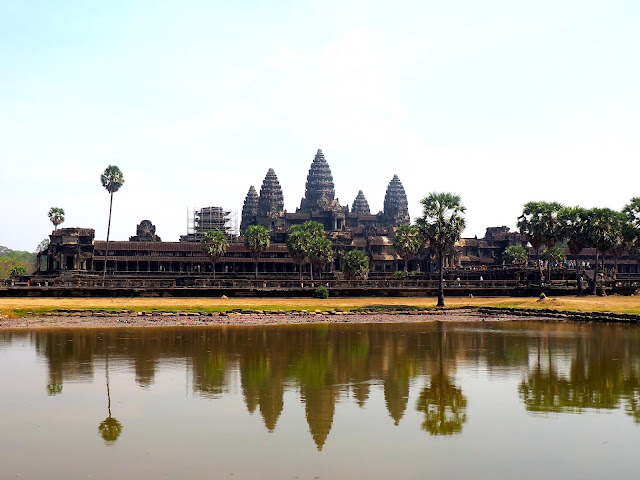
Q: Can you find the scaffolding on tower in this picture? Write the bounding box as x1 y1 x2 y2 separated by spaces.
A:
180 206 236 242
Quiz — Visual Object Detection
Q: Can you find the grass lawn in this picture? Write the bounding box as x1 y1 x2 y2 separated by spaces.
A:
1 295 640 318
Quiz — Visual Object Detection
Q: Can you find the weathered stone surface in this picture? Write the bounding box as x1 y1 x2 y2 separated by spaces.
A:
240 185 259 234
300 149 336 212
383 174 410 226
351 190 370 215
258 168 284 220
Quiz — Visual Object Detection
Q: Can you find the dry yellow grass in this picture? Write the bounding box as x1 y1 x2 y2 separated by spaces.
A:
1 295 640 318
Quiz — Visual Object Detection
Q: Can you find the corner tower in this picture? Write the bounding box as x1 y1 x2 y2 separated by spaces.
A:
240 185 259 234
383 175 410 226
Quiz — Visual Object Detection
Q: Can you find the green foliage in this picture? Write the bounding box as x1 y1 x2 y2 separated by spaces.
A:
287 221 330 279
202 230 228 278
585 208 625 256
201 230 228 260
416 192 465 307
100 165 125 193
0 247 36 280
542 246 566 264
47 207 65 230
392 224 423 271
10 266 27 278
343 250 369 279
503 245 528 265
308 236 333 269
623 198 640 259
313 285 329 299
559 206 589 257
416 192 466 256
244 225 271 258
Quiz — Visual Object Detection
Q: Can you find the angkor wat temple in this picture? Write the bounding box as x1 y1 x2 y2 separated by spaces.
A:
31 148 639 285
241 149 409 234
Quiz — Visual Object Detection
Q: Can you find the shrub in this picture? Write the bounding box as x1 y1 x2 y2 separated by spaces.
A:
313 285 329 299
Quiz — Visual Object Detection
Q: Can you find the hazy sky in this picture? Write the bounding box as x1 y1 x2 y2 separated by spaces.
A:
1 0 638 251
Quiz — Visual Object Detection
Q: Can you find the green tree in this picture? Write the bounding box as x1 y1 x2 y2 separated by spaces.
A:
559 206 589 295
502 245 528 265
286 221 325 280
308 236 333 280
343 250 369 279
517 201 546 280
47 207 65 231
540 202 564 281
417 192 466 307
201 230 228 280
585 208 624 295
244 225 270 278
100 165 125 286
542 246 566 267
623 198 640 261
10 265 27 278
392 224 423 274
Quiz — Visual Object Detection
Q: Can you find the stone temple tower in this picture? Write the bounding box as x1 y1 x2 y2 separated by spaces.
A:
351 190 371 215
257 168 284 228
240 185 259 234
299 149 335 213
383 174 410 226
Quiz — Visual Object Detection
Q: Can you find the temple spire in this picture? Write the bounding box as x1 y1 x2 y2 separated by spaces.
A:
240 185 259 234
351 190 370 215
258 168 284 222
299 149 335 213
383 174 409 226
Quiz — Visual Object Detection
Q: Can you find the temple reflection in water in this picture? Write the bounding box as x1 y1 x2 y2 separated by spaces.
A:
3 322 640 450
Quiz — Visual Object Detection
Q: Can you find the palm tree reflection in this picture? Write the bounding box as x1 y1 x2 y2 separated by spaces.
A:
98 336 122 444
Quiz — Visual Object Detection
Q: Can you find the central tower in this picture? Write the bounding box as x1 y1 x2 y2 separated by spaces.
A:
299 149 335 213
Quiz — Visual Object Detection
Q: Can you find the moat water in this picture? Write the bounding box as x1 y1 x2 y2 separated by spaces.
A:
1 321 639 479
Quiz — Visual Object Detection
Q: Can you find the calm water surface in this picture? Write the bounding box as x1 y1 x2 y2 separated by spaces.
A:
1 321 639 479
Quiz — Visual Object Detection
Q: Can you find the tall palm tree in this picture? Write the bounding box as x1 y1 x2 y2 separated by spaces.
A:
623 198 640 262
286 221 324 280
585 208 624 295
47 207 65 231
308 236 333 280
392 224 423 274
517 201 547 281
100 165 125 286
417 192 466 307
201 230 228 280
559 206 588 295
540 202 563 281
244 225 270 278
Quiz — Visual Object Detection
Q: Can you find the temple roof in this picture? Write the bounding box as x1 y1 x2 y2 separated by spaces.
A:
300 149 336 212
258 168 284 219
383 174 410 226
351 190 371 215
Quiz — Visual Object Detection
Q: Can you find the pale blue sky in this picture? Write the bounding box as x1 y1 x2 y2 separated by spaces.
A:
1 0 639 250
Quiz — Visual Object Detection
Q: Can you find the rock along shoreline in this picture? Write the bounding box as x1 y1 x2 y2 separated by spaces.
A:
2 306 639 329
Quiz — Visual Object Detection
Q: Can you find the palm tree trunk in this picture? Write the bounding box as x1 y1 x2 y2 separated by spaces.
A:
591 251 599 295
574 252 582 296
437 251 445 307
309 261 314 281
102 192 113 287
254 258 258 279
536 247 543 282
212 260 216 280
546 248 552 283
